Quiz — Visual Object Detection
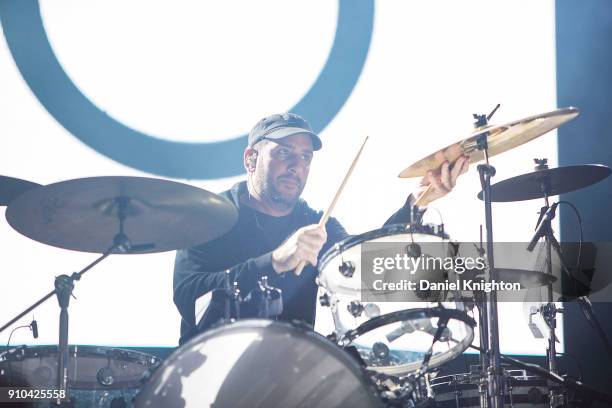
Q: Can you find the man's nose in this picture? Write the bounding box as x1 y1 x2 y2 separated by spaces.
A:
287 156 306 175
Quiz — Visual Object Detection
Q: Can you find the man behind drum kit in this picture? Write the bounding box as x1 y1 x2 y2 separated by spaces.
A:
173 113 469 344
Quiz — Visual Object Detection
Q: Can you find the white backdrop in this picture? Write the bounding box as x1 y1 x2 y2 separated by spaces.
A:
1 0 561 354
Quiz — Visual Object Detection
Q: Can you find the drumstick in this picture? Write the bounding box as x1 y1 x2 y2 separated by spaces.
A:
294 136 369 276
414 184 432 207
413 157 469 206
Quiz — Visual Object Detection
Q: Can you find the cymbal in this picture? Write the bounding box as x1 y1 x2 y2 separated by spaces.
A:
461 268 557 289
477 164 611 202
399 107 580 178
0 176 41 206
6 176 238 254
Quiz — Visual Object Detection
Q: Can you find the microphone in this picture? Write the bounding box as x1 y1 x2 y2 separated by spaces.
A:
414 318 452 342
386 320 416 342
386 318 452 342
30 319 39 339
527 202 559 252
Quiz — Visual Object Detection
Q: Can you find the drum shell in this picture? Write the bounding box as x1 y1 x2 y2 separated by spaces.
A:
0 345 160 408
431 372 549 408
135 319 383 408
316 224 474 377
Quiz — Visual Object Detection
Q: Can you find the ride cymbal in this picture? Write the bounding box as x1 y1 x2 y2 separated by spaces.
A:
6 176 238 254
477 164 611 202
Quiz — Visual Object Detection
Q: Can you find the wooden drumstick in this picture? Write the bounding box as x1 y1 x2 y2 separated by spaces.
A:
414 184 433 207
413 157 469 206
294 136 369 276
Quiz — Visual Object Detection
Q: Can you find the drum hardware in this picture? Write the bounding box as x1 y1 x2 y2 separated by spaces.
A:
372 342 391 362
405 242 422 258
520 158 586 406
97 366 115 386
479 157 612 398
473 105 505 408
364 302 381 318
319 291 331 307
339 260 356 277
246 276 283 319
398 107 585 407
219 269 241 323
347 300 365 318
527 306 545 339
417 314 450 376
0 176 239 403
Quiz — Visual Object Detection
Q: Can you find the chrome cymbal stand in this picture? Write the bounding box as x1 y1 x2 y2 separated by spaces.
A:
474 106 505 408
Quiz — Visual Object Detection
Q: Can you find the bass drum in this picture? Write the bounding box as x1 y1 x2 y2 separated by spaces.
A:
135 320 383 408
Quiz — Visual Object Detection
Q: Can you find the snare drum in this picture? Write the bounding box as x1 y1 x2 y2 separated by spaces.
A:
316 224 475 377
135 319 383 408
0 345 160 408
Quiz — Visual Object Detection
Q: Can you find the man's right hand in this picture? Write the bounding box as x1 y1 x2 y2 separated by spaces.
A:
271 224 327 274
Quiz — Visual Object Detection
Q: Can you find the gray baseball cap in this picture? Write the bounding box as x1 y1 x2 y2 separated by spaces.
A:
248 113 322 151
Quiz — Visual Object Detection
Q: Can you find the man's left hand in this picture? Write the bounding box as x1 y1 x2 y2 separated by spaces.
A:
413 155 469 206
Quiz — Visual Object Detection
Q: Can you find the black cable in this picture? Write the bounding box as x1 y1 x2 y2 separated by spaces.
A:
5 324 29 385
556 201 612 360
556 352 584 382
5 325 29 352
557 200 583 273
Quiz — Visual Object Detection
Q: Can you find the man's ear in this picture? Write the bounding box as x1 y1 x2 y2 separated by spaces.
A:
244 147 258 173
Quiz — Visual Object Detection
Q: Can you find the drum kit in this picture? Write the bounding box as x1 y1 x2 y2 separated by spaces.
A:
1 107 612 407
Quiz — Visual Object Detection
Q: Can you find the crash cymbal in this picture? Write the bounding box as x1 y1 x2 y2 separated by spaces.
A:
399 107 580 178
461 268 557 289
0 176 41 206
477 164 611 202
6 176 238 254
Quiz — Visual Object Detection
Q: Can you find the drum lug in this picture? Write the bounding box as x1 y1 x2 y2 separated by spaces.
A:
405 243 421 258
347 300 364 318
319 292 331 307
339 260 355 277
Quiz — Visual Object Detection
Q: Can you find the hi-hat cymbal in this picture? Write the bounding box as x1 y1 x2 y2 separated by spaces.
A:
477 164 611 202
6 176 238 254
0 176 41 206
399 107 580 178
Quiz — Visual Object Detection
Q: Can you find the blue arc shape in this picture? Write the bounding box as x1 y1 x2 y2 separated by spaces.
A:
0 0 374 179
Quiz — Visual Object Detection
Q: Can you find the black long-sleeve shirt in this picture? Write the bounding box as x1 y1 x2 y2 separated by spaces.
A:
173 181 422 344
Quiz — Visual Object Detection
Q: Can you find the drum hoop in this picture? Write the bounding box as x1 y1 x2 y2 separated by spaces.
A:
318 223 448 274
340 307 475 376
1 345 160 366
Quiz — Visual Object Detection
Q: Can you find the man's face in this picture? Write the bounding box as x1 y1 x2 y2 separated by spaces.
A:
251 133 314 208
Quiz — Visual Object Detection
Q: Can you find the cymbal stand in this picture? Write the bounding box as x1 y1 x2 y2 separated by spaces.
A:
526 159 564 407
222 270 241 323
473 226 490 408
474 108 505 408
0 196 151 405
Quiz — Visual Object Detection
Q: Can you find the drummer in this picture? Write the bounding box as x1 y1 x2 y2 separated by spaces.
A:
173 113 469 344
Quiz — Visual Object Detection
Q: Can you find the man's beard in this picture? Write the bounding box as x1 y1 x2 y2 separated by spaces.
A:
255 174 302 209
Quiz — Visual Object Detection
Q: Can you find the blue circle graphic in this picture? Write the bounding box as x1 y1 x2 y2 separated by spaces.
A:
0 0 374 179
